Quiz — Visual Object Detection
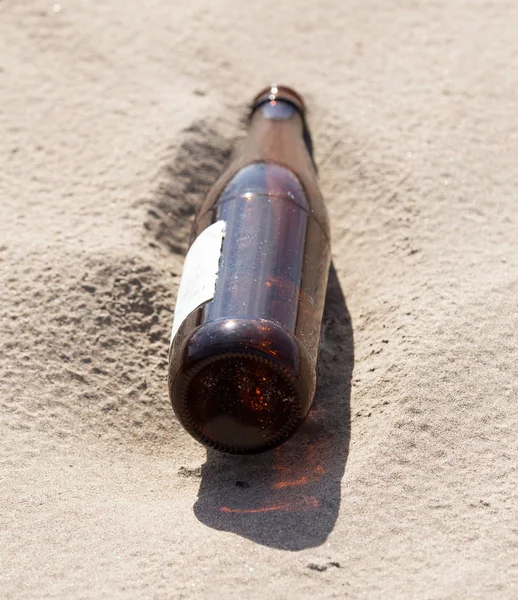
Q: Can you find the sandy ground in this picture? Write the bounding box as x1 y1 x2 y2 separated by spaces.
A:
1 1 517 598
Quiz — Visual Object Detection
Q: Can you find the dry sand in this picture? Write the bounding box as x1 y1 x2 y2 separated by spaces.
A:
1 1 517 598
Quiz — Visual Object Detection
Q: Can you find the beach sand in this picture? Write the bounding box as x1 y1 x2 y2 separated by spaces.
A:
1 1 517 598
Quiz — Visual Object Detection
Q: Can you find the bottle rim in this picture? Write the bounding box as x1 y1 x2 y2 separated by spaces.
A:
251 84 306 116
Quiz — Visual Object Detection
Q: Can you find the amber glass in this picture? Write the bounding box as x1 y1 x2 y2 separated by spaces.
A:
168 85 330 454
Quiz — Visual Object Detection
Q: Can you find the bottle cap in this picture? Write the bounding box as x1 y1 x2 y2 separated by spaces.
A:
251 84 306 116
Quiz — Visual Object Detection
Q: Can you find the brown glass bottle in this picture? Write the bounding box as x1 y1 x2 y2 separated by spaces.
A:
168 85 330 454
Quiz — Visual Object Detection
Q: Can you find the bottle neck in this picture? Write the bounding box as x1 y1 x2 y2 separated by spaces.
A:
246 100 310 168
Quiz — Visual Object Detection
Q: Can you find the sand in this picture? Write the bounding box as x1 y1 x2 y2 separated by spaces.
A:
1 1 517 598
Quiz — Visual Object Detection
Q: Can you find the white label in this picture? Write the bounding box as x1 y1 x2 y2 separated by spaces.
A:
170 220 226 343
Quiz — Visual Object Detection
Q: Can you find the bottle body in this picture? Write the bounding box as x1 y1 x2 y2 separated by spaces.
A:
168 87 330 454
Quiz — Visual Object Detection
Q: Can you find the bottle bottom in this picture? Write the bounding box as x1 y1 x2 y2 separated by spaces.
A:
175 352 303 454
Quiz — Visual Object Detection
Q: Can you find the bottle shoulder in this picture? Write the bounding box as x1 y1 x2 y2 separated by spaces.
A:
197 161 330 237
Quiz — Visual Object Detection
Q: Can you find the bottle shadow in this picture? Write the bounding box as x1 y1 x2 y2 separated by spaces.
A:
193 263 354 550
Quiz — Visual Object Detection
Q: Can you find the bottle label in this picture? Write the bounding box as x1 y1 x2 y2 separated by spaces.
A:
170 220 226 344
